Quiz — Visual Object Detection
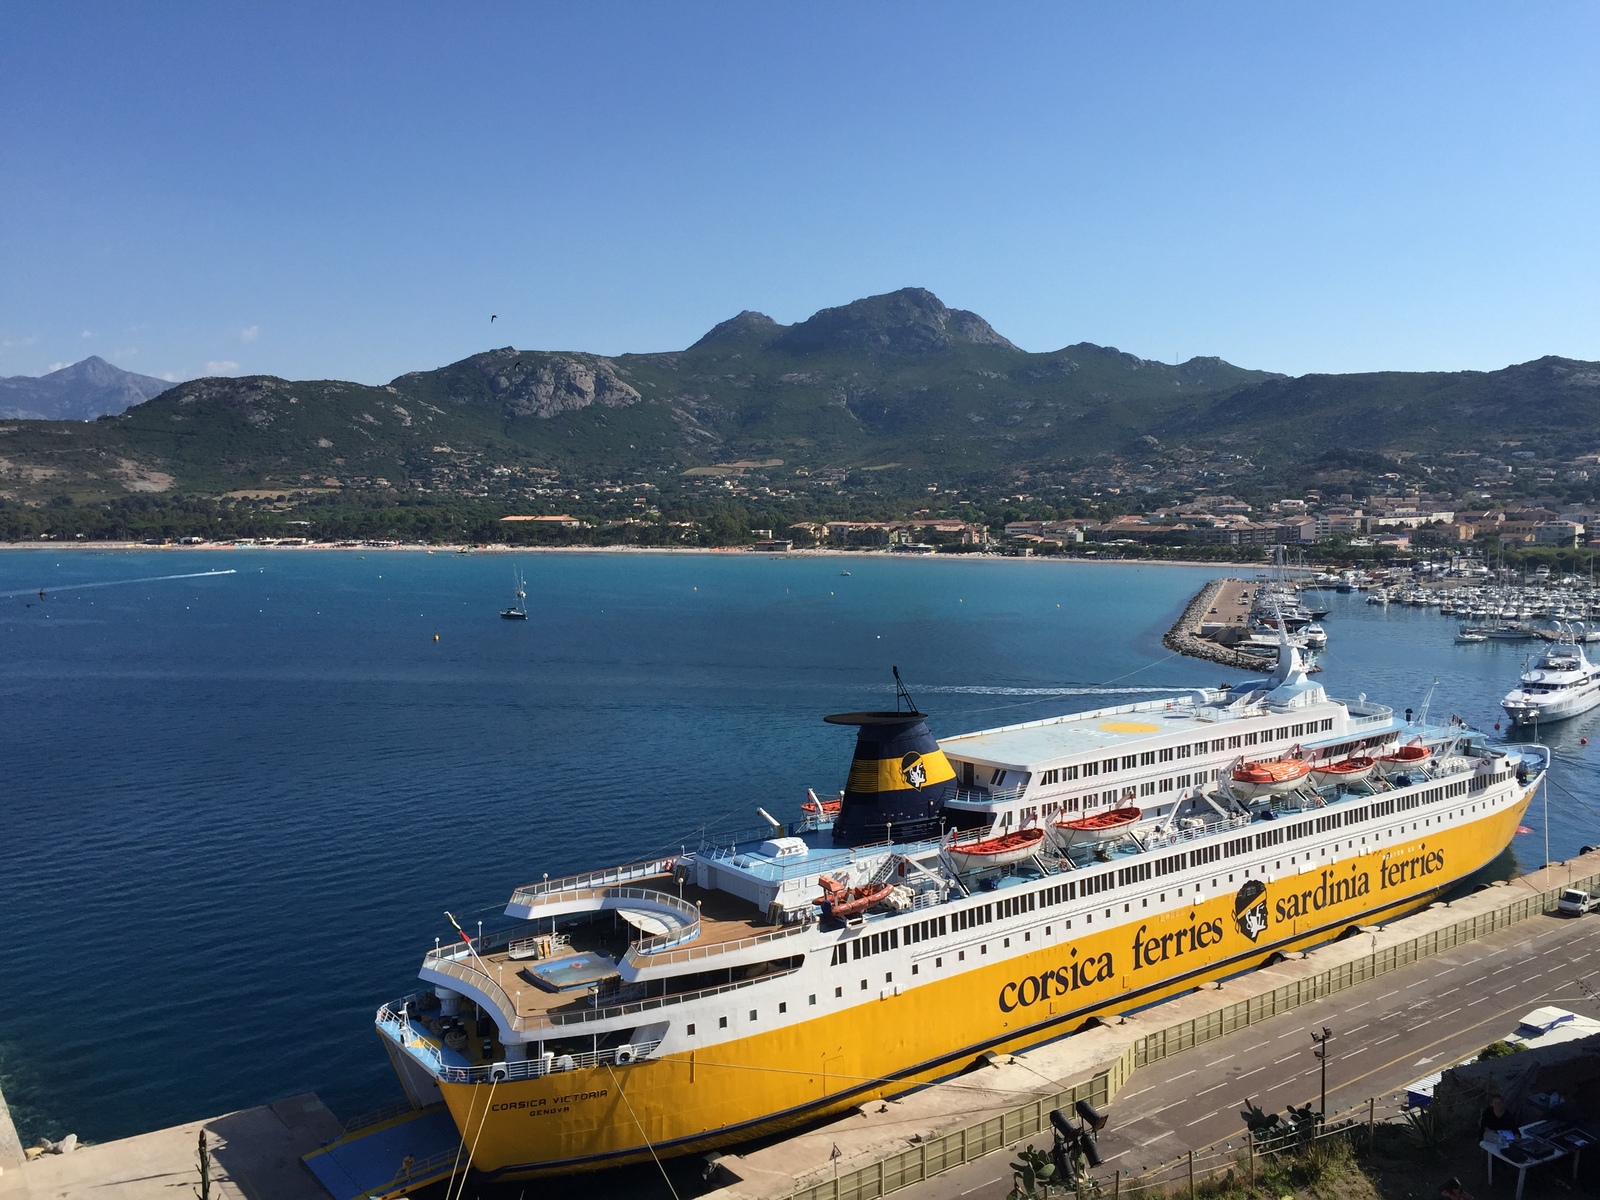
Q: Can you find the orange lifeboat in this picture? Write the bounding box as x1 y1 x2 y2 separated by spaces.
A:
1309 756 1376 786
801 796 842 818
1231 757 1312 798
1052 806 1142 843
945 827 1048 872
1379 742 1430 766
814 875 893 919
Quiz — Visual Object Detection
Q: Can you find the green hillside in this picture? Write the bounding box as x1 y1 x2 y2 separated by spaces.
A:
1 286 1596 509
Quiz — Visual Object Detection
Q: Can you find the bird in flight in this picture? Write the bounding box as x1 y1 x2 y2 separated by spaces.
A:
490 315 497 323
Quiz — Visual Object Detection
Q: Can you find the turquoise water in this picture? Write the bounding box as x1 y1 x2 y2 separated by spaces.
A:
1 552 1595 1153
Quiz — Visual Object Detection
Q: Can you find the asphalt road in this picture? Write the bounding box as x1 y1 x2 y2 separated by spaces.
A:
904 909 1600 1200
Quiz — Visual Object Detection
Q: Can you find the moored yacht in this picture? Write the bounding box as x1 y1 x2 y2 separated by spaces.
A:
1502 637 1600 726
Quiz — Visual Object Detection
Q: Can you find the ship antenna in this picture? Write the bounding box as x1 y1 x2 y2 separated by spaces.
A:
893 665 918 714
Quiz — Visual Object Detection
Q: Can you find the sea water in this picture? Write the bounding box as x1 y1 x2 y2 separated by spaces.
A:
1 552 1595 1150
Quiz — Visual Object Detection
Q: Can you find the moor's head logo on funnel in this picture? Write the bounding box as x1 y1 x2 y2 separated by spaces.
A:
1234 879 1268 942
901 752 928 788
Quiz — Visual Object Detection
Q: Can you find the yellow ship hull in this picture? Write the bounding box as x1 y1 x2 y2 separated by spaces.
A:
436 791 1530 1179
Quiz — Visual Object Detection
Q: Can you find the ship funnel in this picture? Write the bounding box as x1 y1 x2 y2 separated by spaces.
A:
823 710 956 846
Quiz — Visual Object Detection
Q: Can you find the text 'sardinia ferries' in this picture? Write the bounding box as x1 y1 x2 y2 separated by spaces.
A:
374 641 1545 1181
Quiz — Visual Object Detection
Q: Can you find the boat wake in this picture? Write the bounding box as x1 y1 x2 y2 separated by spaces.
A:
918 684 1202 696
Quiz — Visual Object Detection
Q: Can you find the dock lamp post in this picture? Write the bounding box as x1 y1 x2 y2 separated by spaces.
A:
1311 1027 1333 1120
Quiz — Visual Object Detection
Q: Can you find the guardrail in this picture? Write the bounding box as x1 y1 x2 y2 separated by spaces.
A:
779 859 1600 1200
623 921 810 971
508 857 678 906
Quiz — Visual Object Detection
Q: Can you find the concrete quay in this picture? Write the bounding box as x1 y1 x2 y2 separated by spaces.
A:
0 1094 341 1200
706 849 1600 1200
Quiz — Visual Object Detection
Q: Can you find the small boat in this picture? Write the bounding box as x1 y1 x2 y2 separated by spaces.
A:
944 827 1047 871
814 875 893 919
1230 757 1312 798
1053 807 1142 843
1455 630 1487 644
840 571 851 577
801 789 842 818
501 569 529 620
1303 623 1328 650
1379 743 1430 766
1309 756 1375 786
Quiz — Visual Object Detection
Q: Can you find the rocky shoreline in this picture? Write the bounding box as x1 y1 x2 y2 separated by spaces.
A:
1164 577 1265 671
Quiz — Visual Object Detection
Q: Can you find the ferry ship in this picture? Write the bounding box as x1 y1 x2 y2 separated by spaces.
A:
373 640 1545 1181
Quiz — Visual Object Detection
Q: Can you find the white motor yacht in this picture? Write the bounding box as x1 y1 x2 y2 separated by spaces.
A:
1502 638 1600 726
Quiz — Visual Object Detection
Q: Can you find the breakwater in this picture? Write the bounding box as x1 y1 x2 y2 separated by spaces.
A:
1163 576 1263 671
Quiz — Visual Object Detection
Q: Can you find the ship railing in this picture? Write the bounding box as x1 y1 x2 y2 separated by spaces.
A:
388 962 806 1039
508 857 679 905
1336 698 1396 726
545 966 803 1029
1137 813 1251 851
375 1002 667 1080
438 1039 666 1084
948 785 1026 807
623 920 810 970
502 884 701 939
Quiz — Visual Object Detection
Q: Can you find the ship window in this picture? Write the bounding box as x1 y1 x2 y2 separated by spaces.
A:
1244 731 1259 746
835 987 842 998
1140 751 1156 766
885 972 892 983
1160 893 1166 902
720 1016 728 1029
750 1010 758 1021
809 995 816 1006
936 957 942 967
1082 762 1098 778
1066 765 1079 779
1159 747 1174 762
981 944 987 954
861 980 868 990
1228 736 1243 749
1025 931 1031 941
1004 938 1011 948
1122 755 1138 770
779 1002 787 1014
912 964 918 975
687 1023 696 1035
1104 758 1119 774
959 951 965 961
1176 744 1191 759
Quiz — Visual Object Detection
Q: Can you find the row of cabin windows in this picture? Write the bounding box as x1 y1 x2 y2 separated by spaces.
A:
1036 771 1214 818
817 781 1512 974
829 928 902 964
1031 719 1340 796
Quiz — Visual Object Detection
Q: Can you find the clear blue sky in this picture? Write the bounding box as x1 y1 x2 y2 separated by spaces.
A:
2 3 1596 384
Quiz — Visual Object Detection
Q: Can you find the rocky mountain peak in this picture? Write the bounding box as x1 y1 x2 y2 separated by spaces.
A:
0 356 176 421
689 310 782 350
773 287 1018 356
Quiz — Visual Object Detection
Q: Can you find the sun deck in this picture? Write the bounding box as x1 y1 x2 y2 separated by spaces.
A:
940 692 1398 770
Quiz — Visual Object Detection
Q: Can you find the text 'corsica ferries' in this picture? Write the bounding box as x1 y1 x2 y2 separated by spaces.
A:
374 643 1546 1181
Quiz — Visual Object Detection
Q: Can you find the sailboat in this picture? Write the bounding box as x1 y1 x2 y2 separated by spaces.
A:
500 569 528 620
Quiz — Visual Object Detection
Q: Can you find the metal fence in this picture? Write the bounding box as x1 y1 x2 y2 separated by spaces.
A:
778 864 1600 1200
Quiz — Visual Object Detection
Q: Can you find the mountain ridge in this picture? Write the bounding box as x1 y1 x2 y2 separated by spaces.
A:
0 288 1595 504
0 356 176 420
